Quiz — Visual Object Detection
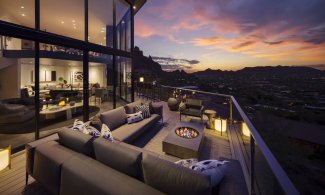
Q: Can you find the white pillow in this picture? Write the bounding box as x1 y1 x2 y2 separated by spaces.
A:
101 124 114 142
72 119 100 137
174 158 198 168
127 111 143 124
189 160 229 186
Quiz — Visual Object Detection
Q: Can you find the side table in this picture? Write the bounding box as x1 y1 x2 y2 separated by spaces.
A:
204 110 216 129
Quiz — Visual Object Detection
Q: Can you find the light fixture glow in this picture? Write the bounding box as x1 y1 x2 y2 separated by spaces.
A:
133 5 136 9
21 6 24 9
139 77 144 82
215 118 227 133
242 122 251 137
72 20 76 23
21 13 26 17
0 146 11 171
61 21 65 24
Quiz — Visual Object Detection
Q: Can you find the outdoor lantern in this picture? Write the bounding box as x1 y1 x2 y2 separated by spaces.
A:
0 145 11 171
242 122 251 137
215 118 227 134
139 77 144 83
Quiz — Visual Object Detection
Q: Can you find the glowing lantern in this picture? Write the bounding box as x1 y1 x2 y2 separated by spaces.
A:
242 122 251 137
215 118 227 135
0 145 11 171
139 77 144 83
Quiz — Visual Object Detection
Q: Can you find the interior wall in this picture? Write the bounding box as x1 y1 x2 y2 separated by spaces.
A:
0 59 19 99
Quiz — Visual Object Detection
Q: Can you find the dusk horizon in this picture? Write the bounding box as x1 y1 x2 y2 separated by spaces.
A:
135 0 325 72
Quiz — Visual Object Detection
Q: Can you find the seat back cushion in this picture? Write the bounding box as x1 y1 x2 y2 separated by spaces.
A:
100 106 127 130
58 129 95 157
93 138 143 179
124 101 141 114
186 99 202 107
142 153 212 195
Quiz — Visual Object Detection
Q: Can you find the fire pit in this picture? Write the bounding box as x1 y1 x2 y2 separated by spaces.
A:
175 127 199 139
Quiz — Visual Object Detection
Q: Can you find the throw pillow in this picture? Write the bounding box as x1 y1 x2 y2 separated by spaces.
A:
127 111 143 124
174 158 198 168
135 104 151 119
189 160 229 186
101 124 114 142
72 119 100 138
179 101 186 111
90 115 102 131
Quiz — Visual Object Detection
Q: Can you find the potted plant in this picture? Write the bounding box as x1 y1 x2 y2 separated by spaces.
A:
58 77 67 88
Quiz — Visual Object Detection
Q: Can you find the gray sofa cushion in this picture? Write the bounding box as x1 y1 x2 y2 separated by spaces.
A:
93 137 142 179
124 101 141 114
112 114 160 143
60 155 164 195
26 133 59 175
142 153 212 195
33 141 81 195
100 106 127 130
216 158 249 195
58 129 94 157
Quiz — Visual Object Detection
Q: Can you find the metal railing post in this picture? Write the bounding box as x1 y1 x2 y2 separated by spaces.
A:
229 98 233 124
250 135 256 195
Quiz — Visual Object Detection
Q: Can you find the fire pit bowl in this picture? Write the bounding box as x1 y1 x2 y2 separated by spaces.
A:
175 126 199 139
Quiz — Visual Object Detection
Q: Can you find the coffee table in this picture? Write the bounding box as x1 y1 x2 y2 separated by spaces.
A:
40 102 83 120
163 122 205 159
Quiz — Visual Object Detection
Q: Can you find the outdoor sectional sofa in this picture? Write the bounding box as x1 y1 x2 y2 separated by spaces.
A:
26 102 248 195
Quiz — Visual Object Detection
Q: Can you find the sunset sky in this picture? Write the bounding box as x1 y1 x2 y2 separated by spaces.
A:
135 0 325 72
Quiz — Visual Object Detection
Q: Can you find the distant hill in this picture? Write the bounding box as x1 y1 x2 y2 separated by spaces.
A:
133 46 325 84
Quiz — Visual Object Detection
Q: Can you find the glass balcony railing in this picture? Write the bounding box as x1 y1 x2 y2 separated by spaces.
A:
135 82 299 195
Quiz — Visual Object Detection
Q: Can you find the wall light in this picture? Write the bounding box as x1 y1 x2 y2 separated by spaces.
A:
242 122 251 137
139 77 144 83
215 118 227 135
0 145 11 171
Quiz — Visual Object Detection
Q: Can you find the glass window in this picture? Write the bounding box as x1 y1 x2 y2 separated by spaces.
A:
117 57 131 102
89 0 114 47
38 45 84 138
0 0 35 28
0 37 35 150
116 0 130 51
89 52 114 115
40 0 84 40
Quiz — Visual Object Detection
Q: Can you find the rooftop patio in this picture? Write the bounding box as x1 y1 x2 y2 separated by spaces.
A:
0 86 299 195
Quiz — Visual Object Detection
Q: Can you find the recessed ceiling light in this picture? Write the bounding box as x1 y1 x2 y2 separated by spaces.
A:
21 13 26 17
102 27 105 30
61 21 65 24
133 5 136 9
73 26 76 29
21 6 25 9
104 37 106 40
101 30 105 33
72 20 76 23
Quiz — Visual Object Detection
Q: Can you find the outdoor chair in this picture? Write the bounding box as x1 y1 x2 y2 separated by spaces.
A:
180 98 204 121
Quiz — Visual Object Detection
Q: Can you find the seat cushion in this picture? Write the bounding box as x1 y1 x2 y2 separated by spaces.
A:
58 129 95 157
182 108 202 117
33 141 81 195
93 138 142 179
142 153 212 195
60 155 164 195
100 106 127 130
112 114 160 143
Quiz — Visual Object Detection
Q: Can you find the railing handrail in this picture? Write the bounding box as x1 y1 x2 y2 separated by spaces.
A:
159 84 231 98
156 84 299 195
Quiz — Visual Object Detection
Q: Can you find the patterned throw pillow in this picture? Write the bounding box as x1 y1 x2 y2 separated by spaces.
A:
135 104 151 119
72 119 100 138
174 158 198 168
189 160 229 186
101 124 114 142
127 111 143 124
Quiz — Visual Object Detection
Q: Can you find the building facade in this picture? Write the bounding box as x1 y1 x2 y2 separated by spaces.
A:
0 0 146 151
